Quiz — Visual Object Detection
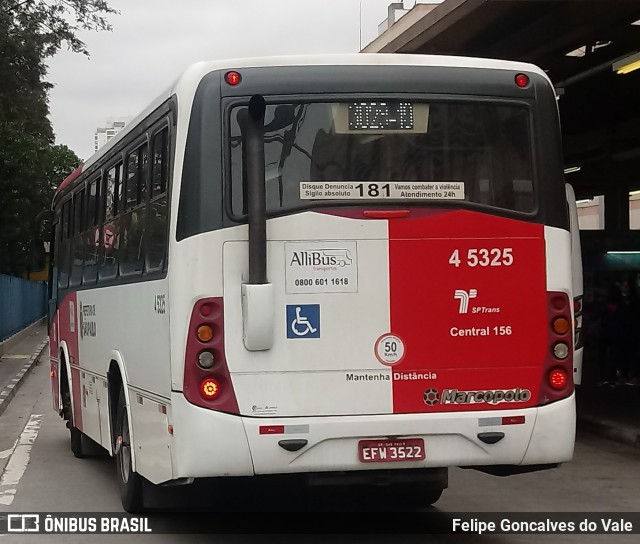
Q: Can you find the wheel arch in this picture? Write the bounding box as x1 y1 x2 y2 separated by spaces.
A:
58 341 74 423
106 351 136 470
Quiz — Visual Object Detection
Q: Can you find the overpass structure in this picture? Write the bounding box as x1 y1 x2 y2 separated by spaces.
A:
364 1 640 249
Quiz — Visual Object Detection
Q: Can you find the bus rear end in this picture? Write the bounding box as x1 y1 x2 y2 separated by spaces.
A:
171 57 575 502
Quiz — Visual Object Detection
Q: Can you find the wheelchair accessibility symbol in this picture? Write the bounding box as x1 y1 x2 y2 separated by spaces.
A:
286 304 320 339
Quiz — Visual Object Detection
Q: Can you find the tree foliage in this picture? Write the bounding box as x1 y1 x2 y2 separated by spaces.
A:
0 0 116 277
3 0 117 56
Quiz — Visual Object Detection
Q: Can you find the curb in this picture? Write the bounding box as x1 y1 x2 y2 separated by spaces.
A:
577 415 640 449
0 338 49 418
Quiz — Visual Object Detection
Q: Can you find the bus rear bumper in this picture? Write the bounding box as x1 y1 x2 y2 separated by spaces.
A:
520 392 575 465
170 392 575 479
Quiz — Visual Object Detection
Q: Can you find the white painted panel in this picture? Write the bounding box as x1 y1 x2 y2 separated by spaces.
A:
521 394 575 464
241 405 544 475
233 370 392 417
544 226 572 294
80 371 102 445
130 392 173 484
168 212 390 391
97 378 112 452
76 279 171 398
220 212 391 417
171 393 253 478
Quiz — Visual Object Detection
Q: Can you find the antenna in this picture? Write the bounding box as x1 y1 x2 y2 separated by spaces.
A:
359 0 362 51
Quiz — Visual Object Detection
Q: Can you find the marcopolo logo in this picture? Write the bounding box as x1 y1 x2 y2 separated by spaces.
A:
289 249 353 269
423 388 531 406
441 388 532 405
423 388 439 406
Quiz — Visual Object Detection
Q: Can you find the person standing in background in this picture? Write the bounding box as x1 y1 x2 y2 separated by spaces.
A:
619 277 640 386
599 283 626 386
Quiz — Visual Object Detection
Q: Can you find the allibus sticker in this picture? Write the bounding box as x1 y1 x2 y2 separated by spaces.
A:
285 241 358 294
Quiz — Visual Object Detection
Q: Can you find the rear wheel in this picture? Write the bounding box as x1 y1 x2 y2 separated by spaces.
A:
60 366 85 459
115 388 145 512
396 485 444 508
69 426 84 458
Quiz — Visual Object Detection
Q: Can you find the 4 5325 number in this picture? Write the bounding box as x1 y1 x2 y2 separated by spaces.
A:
449 248 513 268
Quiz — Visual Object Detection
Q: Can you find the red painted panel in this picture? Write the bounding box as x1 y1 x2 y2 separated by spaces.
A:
50 359 60 413
57 292 82 429
388 210 547 413
49 313 60 412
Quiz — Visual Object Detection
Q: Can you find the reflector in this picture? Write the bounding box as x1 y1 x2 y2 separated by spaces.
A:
552 317 570 335
196 325 213 342
198 351 215 369
200 303 214 317
553 342 569 359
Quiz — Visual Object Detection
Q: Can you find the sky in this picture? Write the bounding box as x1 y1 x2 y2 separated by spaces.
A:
46 0 432 161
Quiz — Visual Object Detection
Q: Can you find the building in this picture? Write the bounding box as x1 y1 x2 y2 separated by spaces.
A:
94 119 129 152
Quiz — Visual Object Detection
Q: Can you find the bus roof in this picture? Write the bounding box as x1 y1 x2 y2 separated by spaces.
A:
182 53 546 77
57 53 549 199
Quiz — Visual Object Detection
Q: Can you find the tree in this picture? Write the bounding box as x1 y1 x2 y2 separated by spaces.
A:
0 0 116 276
3 0 118 57
0 141 81 276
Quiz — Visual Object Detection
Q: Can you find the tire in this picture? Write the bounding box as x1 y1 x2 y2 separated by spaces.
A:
394 485 444 509
417 487 444 507
70 426 85 459
61 367 85 459
115 388 145 512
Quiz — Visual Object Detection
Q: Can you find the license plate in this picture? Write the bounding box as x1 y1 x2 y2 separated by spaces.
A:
358 438 425 463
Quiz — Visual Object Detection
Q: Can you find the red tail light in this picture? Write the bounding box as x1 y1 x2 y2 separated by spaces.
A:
538 292 573 404
200 378 221 399
549 368 568 390
183 298 239 414
225 71 241 86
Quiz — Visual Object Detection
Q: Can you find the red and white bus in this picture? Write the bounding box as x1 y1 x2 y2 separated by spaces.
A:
48 54 579 512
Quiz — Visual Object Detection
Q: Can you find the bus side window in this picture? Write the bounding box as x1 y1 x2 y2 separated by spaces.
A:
69 188 85 287
57 200 72 289
49 219 59 322
83 176 100 284
99 163 122 280
120 143 147 277
147 126 169 273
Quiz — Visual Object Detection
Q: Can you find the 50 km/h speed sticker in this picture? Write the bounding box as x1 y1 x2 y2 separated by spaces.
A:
375 334 405 366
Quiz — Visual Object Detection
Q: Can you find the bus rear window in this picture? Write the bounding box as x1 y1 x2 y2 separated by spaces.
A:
228 100 534 216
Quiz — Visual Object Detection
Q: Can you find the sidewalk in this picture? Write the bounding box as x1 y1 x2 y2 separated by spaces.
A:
0 321 49 418
0 323 637 450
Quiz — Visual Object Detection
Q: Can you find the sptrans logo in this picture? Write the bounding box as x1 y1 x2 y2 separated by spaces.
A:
423 388 532 406
454 289 477 314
